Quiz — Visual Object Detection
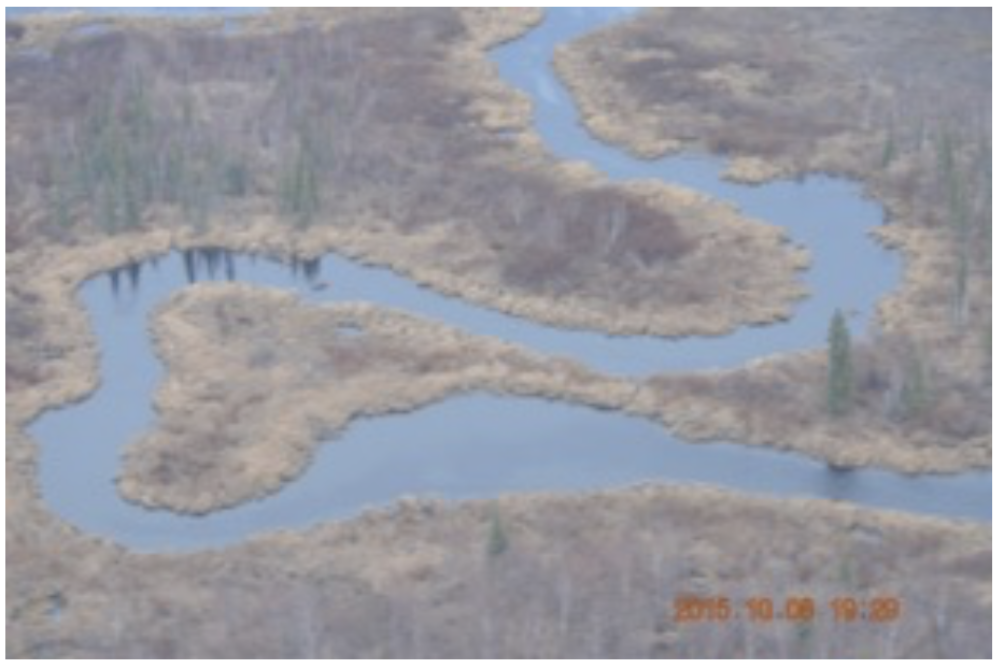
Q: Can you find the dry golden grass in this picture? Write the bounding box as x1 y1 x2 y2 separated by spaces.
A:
120 284 623 513
6 469 991 657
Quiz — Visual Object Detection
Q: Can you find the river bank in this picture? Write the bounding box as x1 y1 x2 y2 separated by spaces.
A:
7 477 990 657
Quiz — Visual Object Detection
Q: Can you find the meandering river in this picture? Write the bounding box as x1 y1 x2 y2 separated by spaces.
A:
27 9 990 551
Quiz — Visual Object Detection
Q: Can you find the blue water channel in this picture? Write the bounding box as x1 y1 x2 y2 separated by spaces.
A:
25 9 990 551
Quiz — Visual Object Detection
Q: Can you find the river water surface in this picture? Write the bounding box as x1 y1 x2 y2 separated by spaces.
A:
26 9 990 551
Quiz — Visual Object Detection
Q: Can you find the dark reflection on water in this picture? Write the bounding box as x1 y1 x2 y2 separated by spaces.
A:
107 261 143 300
180 247 240 284
164 248 321 288
820 467 862 502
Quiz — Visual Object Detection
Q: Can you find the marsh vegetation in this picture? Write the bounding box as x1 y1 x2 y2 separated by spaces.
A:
556 7 991 470
6 8 990 659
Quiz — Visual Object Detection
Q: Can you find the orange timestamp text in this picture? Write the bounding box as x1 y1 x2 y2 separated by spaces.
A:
673 595 902 623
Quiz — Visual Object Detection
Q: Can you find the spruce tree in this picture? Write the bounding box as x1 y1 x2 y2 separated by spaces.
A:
487 509 508 558
898 350 929 421
827 310 854 417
